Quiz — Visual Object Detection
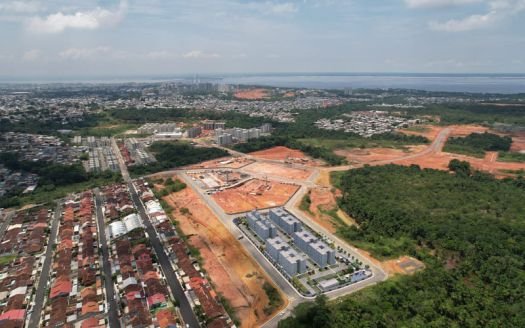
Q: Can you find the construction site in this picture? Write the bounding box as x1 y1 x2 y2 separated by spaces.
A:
211 178 300 214
160 179 287 328
249 146 323 166
187 170 249 190
243 162 314 180
187 156 254 169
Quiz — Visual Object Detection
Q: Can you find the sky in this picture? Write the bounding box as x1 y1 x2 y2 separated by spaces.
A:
0 0 524 79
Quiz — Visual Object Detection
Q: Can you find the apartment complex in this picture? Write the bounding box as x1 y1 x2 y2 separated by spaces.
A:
293 230 336 268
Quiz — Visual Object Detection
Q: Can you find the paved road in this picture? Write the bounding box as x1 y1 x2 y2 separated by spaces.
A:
27 202 62 328
128 181 201 328
94 189 121 328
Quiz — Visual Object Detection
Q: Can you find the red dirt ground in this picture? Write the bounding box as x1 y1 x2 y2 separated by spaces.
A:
212 179 299 214
162 183 287 328
234 88 270 100
298 188 356 234
449 124 489 136
510 132 525 152
335 146 427 165
187 157 254 169
243 162 313 180
249 146 309 161
393 151 525 177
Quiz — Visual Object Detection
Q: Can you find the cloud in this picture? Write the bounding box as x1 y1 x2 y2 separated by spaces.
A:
0 1 41 13
426 0 525 31
429 11 498 31
182 50 221 59
405 0 481 8
27 0 127 33
59 47 111 59
22 49 40 61
269 2 298 14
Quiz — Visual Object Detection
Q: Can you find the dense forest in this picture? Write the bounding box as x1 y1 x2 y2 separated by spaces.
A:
444 132 513 157
129 141 229 176
279 165 525 328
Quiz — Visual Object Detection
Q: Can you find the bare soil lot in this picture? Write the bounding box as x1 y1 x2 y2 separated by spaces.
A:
234 88 270 100
249 146 315 163
162 183 286 328
335 146 427 165
243 162 313 180
212 179 299 214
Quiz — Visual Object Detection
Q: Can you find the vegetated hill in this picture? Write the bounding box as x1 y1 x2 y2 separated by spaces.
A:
279 165 525 328
444 132 512 157
128 141 229 177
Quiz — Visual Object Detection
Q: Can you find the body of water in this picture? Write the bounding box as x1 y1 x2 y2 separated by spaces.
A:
221 73 525 94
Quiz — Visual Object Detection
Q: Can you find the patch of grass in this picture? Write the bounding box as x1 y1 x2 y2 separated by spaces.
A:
443 144 486 158
262 281 284 316
218 293 240 327
498 151 525 163
0 255 16 266
299 192 312 214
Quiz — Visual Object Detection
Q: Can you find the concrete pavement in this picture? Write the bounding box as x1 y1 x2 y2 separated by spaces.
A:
94 188 121 328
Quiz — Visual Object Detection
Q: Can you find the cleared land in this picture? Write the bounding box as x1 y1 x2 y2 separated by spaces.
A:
234 88 270 100
335 146 427 165
187 157 254 169
162 183 286 328
249 146 310 162
243 162 313 180
299 187 354 234
212 179 299 214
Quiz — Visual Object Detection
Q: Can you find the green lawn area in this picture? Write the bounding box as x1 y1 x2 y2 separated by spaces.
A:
0 255 16 266
498 151 525 163
442 144 486 158
298 138 413 151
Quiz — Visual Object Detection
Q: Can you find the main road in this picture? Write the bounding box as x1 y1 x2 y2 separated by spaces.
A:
94 188 121 328
27 202 62 328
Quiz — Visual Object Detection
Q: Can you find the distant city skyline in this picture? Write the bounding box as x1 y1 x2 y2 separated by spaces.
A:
1 0 524 79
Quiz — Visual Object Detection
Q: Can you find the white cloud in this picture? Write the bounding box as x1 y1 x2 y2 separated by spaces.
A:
429 11 498 31
59 47 111 59
182 50 220 59
269 2 298 14
405 0 481 8
426 0 525 31
0 1 41 13
27 0 127 33
22 49 40 61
